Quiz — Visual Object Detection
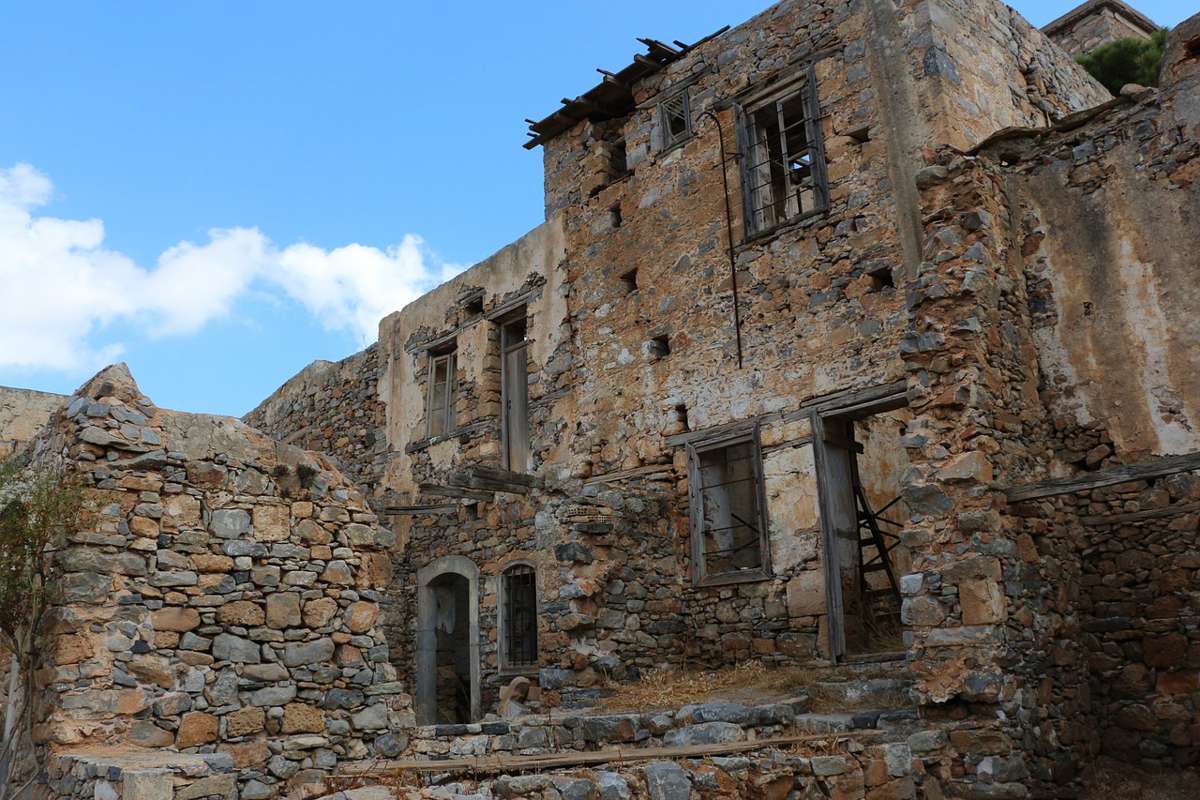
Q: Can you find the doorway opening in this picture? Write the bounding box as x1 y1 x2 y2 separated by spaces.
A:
432 573 471 723
814 387 912 660
416 556 481 725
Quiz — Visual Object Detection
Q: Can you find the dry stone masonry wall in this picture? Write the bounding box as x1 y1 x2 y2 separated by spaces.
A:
27 365 409 799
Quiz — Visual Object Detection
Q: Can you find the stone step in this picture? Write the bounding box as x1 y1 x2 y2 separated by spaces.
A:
791 707 917 734
807 678 915 711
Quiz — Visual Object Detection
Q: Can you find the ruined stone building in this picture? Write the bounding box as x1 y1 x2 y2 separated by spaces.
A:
2 0 1198 798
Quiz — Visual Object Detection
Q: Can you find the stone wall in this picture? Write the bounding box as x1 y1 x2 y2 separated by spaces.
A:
990 74 1200 463
243 344 387 494
1013 470 1200 770
24 364 409 799
893 19 1200 795
0 384 67 461
1044 0 1160 56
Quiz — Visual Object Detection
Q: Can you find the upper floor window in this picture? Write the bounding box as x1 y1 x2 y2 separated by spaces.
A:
659 88 693 151
500 563 538 670
686 430 771 585
736 69 829 238
426 346 457 438
500 311 530 473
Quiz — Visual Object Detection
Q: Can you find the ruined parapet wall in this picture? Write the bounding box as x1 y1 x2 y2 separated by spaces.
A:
244 344 387 494
0 384 67 460
1044 0 1160 56
982 21 1200 465
26 364 408 799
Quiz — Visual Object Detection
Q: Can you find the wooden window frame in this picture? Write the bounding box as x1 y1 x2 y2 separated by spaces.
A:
499 309 530 474
425 346 457 439
498 561 539 674
686 426 772 587
658 87 693 152
735 65 830 241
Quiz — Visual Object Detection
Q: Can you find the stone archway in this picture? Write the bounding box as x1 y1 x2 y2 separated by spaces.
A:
416 555 481 724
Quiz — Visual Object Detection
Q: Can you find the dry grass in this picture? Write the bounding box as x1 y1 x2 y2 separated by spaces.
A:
596 662 820 712
1080 757 1200 800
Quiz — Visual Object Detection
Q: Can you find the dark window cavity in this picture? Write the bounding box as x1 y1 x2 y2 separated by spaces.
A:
501 564 538 668
736 70 829 237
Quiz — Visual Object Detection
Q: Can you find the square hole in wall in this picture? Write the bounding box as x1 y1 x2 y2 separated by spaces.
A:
650 334 671 360
868 265 895 290
848 125 871 144
464 295 485 318
620 268 638 295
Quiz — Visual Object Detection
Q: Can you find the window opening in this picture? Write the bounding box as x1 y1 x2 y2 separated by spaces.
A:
501 312 530 473
687 433 769 584
502 564 538 668
660 89 692 149
738 73 829 237
427 347 457 438
464 295 484 318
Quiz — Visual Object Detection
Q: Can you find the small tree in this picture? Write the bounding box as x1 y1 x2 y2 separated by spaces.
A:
1077 29 1170 95
0 460 87 796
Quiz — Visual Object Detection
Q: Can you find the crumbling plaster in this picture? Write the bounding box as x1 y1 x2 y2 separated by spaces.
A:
377 215 568 496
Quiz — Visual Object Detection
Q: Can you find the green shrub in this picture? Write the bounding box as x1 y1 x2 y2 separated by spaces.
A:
1077 29 1170 95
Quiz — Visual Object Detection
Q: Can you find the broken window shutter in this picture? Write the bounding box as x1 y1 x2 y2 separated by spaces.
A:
801 66 830 213
733 103 756 238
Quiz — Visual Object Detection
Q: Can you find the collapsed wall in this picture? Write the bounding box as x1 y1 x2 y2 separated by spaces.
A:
243 344 388 494
12 364 409 799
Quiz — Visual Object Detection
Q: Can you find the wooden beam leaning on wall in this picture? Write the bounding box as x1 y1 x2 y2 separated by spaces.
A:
1006 450 1200 503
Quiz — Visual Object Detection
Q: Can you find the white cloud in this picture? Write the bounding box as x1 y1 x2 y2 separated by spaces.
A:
0 163 458 371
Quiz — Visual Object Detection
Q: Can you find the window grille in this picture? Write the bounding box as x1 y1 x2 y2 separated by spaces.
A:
660 89 692 150
427 349 456 438
502 564 538 668
736 70 829 237
686 432 770 584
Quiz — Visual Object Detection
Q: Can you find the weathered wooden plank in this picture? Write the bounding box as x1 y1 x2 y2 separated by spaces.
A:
582 464 677 486
383 504 459 516
1080 501 1200 527
419 483 493 502
1006 451 1200 502
335 730 886 777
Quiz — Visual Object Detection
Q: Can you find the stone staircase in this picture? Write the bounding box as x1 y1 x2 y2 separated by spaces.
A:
406 661 918 762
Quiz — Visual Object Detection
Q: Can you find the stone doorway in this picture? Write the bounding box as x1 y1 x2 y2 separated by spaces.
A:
813 385 911 660
416 556 481 725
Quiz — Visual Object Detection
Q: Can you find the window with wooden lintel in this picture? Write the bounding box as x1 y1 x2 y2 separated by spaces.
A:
686 429 770 585
659 88 693 151
500 563 538 670
426 345 457 438
735 67 829 238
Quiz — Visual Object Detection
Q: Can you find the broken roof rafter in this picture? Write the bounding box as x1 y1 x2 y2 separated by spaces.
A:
523 25 731 150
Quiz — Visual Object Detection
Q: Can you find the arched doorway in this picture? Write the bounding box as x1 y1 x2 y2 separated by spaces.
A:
416 556 480 724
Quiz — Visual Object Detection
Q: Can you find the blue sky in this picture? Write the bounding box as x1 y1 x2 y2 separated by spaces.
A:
0 0 1191 417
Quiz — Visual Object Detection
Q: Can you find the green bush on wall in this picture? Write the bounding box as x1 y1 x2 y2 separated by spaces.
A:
1077 28 1170 95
